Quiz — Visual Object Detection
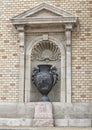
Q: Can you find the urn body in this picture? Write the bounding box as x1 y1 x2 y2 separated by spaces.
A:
32 64 58 101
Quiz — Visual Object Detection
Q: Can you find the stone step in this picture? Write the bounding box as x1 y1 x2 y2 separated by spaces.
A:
0 118 92 127
0 127 92 130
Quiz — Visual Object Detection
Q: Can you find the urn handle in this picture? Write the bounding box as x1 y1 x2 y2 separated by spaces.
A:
50 66 58 86
32 67 39 84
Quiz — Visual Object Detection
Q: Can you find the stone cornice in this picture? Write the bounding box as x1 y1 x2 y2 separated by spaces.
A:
11 17 77 25
11 3 79 32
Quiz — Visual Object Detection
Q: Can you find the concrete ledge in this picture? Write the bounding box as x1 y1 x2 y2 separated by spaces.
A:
69 119 92 127
0 103 92 119
0 118 92 127
0 118 32 126
55 119 92 127
0 103 92 127
55 119 68 126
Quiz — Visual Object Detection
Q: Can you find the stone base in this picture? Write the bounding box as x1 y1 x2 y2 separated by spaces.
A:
32 119 53 127
33 102 54 127
0 103 92 127
0 118 91 127
0 127 92 130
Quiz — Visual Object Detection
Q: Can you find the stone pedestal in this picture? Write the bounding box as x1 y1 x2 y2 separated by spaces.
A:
32 102 54 127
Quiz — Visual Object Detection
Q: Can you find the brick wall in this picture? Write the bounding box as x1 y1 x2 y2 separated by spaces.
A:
0 0 92 102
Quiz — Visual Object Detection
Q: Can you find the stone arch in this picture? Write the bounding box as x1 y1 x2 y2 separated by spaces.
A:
26 36 65 55
11 2 79 103
25 36 66 102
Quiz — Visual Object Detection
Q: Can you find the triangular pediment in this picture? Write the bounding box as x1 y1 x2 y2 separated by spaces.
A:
11 2 79 31
12 3 75 19
27 9 61 18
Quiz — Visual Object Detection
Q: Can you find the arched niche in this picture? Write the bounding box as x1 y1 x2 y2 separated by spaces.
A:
25 36 65 102
11 3 79 103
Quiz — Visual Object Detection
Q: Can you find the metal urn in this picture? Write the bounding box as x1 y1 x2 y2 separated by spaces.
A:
32 64 58 102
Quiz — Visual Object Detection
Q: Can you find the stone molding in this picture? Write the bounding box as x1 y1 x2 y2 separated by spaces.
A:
65 24 72 103
31 40 61 61
25 36 65 102
12 3 76 18
11 3 78 30
11 3 79 102
17 25 25 102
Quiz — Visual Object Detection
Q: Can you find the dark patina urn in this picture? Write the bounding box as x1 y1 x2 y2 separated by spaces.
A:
32 64 58 101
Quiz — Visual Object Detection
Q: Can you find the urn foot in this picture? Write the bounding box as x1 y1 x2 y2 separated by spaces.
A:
40 95 50 102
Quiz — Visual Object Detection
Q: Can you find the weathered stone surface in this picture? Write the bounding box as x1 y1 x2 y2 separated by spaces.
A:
0 118 91 127
69 119 91 127
55 119 68 126
0 118 32 126
0 103 17 118
33 102 54 126
0 103 92 119
32 119 53 127
52 103 92 119
34 102 53 119
25 103 35 118
0 103 92 127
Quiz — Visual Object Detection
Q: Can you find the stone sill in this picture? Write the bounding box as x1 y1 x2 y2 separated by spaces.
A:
0 118 92 127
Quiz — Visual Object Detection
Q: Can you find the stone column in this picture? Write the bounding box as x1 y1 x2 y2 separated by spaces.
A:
65 24 72 103
17 25 25 102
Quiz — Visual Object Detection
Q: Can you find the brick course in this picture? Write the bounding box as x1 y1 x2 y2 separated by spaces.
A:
0 0 92 102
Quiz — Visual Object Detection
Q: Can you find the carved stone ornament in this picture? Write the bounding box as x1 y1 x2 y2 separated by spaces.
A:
11 3 79 32
31 40 61 62
11 2 79 102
